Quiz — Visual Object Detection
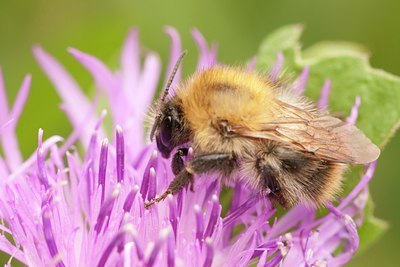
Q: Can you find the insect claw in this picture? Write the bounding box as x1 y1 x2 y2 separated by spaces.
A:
144 190 171 209
144 200 156 209
189 177 195 192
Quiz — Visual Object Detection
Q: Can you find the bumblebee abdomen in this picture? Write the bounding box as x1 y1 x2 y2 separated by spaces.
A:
240 140 346 207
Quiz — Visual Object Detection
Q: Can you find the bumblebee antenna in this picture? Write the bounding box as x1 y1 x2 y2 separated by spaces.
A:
150 50 187 141
161 50 187 102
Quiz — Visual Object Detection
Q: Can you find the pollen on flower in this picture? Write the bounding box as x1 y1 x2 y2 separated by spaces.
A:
306 248 314 261
0 27 378 267
122 223 137 235
166 193 174 202
284 232 293 241
112 183 122 197
160 228 170 239
314 259 328 267
344 214 356 227
277 241 289 256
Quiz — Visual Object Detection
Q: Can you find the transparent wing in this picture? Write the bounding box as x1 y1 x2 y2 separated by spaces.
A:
225 101 380 164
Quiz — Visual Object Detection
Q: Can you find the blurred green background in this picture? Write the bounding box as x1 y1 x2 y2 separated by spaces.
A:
0 0 398 266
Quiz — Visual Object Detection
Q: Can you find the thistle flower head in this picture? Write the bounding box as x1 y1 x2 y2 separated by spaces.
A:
0 27 376 266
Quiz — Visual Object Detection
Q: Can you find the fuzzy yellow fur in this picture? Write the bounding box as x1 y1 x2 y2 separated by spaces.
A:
162 65 376 207
175 66 277 155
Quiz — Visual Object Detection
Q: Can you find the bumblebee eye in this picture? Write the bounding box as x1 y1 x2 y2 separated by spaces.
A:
160 116 173 147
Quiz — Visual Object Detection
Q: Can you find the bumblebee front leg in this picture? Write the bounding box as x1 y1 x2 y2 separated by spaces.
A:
187 153 237 177
172 148 188 175
144 153 236 209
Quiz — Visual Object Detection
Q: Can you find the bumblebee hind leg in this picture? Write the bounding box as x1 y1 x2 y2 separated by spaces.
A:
257 160 289 208
242 141 306 208
244 141 345 208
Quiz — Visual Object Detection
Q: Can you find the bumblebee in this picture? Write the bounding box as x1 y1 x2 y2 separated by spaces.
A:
145 52 380 209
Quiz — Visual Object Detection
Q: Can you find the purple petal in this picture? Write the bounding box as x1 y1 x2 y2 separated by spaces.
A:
33 46 100 147
123 186 139 213
203 238 214 267
0 155 8 180
42 204 65 267
236 233 257 266
97 232 125 267
257 250 268 267
116 125 125 182
136 52 161 117
37 129 49 189
147 167 157 200
164 26 182 96
94 189 118 234
192 28 217 70
123 242 134 267
201 179 220 209
268 205 314 239
0 75 31 172
140 150 158 199
146 229 169 267
246 56 257 72
0 121 22 173
222 183 245 245
68 48 116 97
98 139 109 204
9 75 32 126
265 253 283 267
227 214 269 265
269 52 284 82
318 79 331 109
129 228 144 261
168 195 178 238
0 119 13 133
222 195 258 228
204 195 221 238
339 162 377 209
59 98 104 155
346 96 361 125
7 135 63 182
291 66 309 95
120 28 140 97
194 204 205 242
327 204 359 264
166 229 175 267
0 235 26 264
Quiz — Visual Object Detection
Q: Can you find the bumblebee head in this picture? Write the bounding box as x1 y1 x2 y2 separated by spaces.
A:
149 51 190 158
151 101 191 158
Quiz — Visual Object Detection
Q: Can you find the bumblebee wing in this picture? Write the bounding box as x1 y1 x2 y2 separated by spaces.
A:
228 103 380 164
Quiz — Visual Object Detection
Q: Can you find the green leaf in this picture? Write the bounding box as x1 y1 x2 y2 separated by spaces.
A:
257 24 303 70
257 25 400 252
257 24 400 146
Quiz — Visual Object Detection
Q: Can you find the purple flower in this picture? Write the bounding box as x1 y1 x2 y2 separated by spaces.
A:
0 27 376 266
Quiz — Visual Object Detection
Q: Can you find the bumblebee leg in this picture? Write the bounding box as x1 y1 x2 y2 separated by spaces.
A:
254 143 313 208
144 169 193 209
186 153 236 191
188 153 237 177
169 153 236 195
258 163 281 195
145 153 236 209
171 148 188 175
256 161 289 208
